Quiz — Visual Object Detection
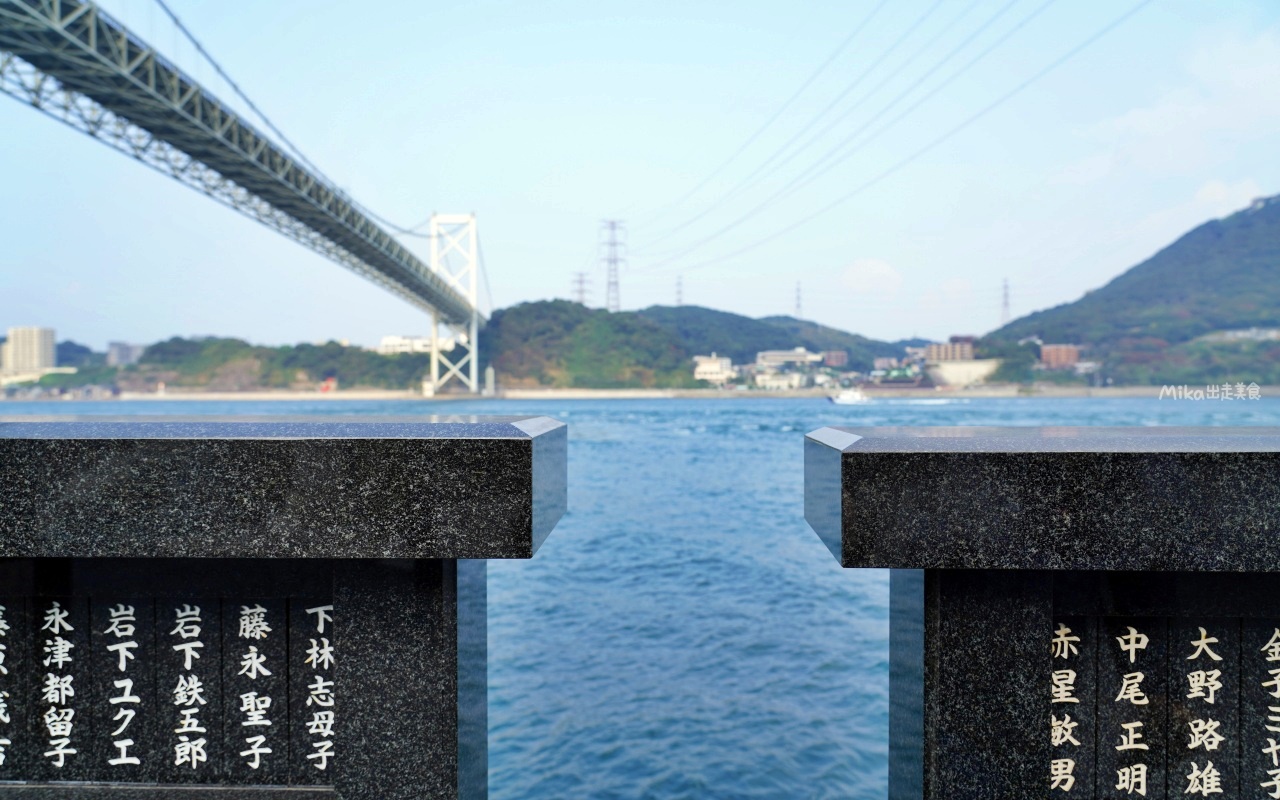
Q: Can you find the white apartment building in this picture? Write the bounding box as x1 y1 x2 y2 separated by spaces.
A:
377 335 455 355
755 347 823 370
692 353 736 385
1 327 55 375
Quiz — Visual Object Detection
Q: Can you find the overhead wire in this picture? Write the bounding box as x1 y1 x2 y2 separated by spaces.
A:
635 0 948 251
643 0 1154 278
682 0 1004 228
632 0 892 231
642 0 1058 270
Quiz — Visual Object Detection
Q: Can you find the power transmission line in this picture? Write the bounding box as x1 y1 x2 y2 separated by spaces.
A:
636 0 947 253
633 0 892 231
1001 278 1011 326
668 0 1004 236
644 0 1051 270
646 0 1153 277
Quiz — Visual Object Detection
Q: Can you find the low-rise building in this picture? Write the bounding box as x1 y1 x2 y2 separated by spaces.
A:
873 357 900 371
1040 344 1081 370
377 335 454 355
822 350 848 368
754 371 811 390
693 353 736 386
924 336 975 362
755 347 823 370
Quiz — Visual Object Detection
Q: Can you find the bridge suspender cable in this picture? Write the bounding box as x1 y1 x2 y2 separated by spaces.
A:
150 0 436 240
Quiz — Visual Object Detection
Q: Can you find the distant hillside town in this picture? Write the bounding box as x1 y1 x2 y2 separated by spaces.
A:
688 335 1095 392
7 193 1280 398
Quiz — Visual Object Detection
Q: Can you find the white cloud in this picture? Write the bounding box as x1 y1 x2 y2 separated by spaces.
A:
1057 30 1280 182
840 258 902 295
1127 177 1264 248
1194 177 1263 211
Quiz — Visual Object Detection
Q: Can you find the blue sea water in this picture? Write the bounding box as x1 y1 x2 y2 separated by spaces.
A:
6 396 1280 798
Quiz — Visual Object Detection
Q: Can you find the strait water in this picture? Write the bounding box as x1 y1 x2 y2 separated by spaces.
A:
6 396 1280 798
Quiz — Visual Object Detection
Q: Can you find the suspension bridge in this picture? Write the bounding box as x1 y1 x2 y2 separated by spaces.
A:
0 0 483 392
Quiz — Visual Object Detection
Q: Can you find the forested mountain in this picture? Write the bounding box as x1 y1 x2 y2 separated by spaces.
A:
985 194 1280 382
983 194 1280 378
479 300 695 388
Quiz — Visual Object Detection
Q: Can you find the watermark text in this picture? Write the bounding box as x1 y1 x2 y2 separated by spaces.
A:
1159 383 1262 400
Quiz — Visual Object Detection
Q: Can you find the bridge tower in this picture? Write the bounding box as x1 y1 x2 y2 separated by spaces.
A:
424 214 480 395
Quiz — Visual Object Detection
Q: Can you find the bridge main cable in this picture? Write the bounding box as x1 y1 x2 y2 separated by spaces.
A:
0 0 478 325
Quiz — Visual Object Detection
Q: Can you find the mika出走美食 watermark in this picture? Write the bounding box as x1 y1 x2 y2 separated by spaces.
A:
1159 383 1262 400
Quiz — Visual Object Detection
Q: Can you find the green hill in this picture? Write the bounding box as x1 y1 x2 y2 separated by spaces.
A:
636 305 914 370
986 194 1280 383
633 305 797 365
481 301 913 387
479 300 697 388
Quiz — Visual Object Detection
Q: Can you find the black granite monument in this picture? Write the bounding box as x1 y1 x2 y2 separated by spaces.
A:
0 416 566 799
806 426 1280 800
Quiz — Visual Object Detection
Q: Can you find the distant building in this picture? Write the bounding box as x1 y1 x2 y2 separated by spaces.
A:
755 347 823 370
924 339 974 362
1040 344 1080 370
754 371 810 390
873 357 900 371
107 342 147 366
693 353 736 386
1 327 55 375
822 350 848 368
377 335 454 355
1200 328 1280 343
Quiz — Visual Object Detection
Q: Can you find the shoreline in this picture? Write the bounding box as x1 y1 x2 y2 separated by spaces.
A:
5 385 1267 401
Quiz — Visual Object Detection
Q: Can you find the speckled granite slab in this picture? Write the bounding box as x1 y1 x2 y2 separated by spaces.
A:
805 425 1280 571
805 427 1280 800
0 416 566 559
0 416 566 799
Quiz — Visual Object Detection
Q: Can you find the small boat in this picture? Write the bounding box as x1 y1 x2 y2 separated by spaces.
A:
829 387 870 404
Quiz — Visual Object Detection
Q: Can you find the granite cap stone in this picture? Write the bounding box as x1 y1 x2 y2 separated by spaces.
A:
805 425 1280 572
0 415 566 559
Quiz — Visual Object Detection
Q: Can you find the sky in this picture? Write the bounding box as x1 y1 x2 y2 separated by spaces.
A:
3 0 1280 349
